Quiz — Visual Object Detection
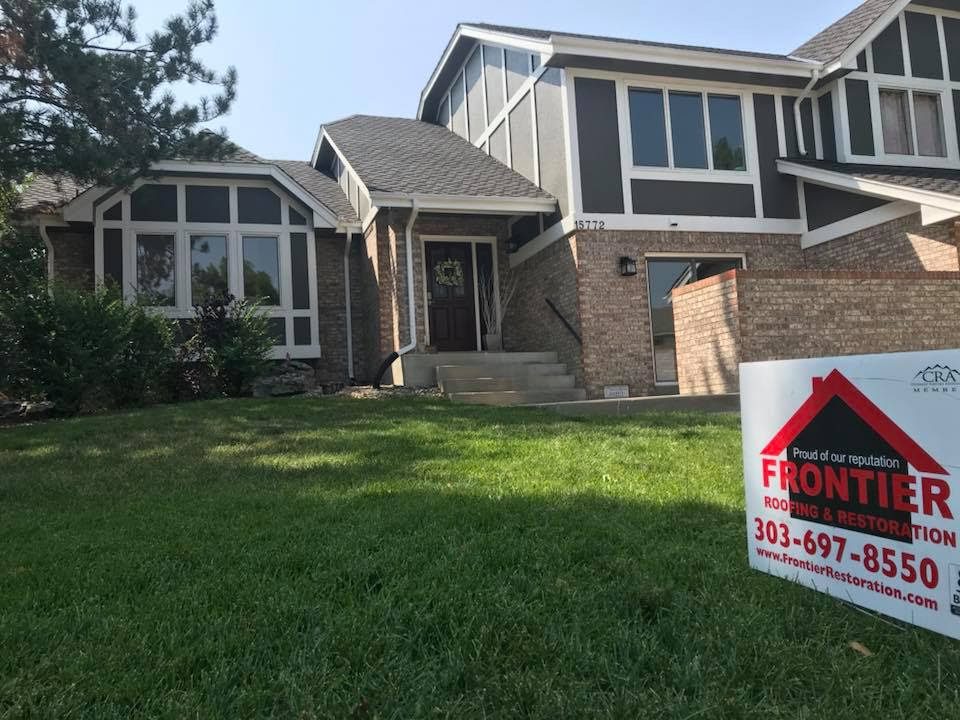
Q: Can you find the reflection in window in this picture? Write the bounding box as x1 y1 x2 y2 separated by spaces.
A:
136 234 176 306
880 89 913 155
629 88 668 167
191 234 228 304
646 257 743 384
243 236 280 305
914 92 946 157
668 92 708 169
708 95 746 170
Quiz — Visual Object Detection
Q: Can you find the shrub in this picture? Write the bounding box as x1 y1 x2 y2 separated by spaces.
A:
1 281 175 414
175 292 273 399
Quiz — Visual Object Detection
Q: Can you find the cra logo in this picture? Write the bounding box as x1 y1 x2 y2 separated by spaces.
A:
912 364 960 393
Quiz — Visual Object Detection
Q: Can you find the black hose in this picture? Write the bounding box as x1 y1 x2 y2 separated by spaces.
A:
372 352 400 389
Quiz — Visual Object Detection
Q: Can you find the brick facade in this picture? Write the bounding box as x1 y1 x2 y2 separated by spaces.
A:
568 229 804 398
503 235 584 388
47 224 94 289
804 213 960 271
674 269 960 395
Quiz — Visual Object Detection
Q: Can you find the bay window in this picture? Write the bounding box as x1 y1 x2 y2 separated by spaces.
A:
628 87 747 172
242 235 281 306
191 234 228 304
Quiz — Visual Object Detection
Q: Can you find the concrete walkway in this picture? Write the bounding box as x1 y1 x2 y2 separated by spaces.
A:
528 393 740 416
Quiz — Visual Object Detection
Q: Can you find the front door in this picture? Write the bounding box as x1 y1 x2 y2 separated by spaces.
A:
426 242 476 351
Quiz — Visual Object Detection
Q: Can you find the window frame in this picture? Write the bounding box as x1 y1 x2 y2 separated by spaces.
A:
644 252 747 387
94 177 320 358
626 84 750 175
241 233 283 308
877 85 950 158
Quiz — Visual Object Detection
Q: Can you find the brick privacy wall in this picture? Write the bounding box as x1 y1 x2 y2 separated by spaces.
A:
672 269 960 394
804 213 960 271
47 224 94 289
570 229 804 398
673 275 740 396
503 235 584 388
359 209 511 383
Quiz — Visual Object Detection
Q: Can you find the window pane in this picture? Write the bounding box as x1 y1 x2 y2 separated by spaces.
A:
237 187 281 224
191 235 228 304
914 92 946 157
880 89 913 155
668 92 708 169
693 258 743 282
136 234 176 306
708 95 746 170
131 184 177 222
243 236 280 305
629 89 668 167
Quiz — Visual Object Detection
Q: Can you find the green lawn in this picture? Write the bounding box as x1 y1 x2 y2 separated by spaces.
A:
1 397 958 719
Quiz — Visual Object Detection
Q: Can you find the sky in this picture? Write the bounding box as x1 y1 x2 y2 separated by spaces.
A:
131 0 865 161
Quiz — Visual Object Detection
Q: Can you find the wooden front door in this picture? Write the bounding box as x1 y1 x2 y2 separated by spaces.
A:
426 242 476 351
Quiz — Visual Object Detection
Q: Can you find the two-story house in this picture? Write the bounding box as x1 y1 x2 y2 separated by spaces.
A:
22 0 960 403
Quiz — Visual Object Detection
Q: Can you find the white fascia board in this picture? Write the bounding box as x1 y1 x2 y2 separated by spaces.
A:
416 25 552 119
831 0 912 73
921 205 960 226
549 36 817 77
369 192 556 214
800 200 917 249
778 160 960 214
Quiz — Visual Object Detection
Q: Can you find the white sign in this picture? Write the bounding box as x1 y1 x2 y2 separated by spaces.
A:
603 385 630 399
741 349 960 639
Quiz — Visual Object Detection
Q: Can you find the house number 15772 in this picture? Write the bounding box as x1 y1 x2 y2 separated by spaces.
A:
574 219 605 230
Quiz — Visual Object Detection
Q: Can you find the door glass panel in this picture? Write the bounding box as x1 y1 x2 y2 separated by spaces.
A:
242 235 280 305
136 234 176 306
191 234 228 304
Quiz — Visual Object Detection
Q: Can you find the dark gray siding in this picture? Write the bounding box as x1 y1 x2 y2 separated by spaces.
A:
484 45 505 120
753 93 800 219
856 51 868 72
290 233 310 310
818 91 837 162
845 79 875 156
944 17 960 80
535 68 567 216
489 122 508 165
465 48 485 143
509 91 536 183
782 96 799 157
905 11 944 79
574 78 624 214
450 71 467 139
293 317 311 346
800 98 815 158
505 49 528 102
872 18 906 75
631 180 755 217
803 183 889 230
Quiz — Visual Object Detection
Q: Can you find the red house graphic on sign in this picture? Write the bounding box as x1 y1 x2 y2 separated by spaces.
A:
760 370 948 543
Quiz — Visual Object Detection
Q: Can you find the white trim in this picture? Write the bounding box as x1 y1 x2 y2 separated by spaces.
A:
368 192 555 214
800 200 918 248
827 0 912 74
480 44 490 127
38 224 55 284
774 92 787 158
419 234 499 350
778 159 960 213
920 205 960 225
530 79 541 186
474 63 548 151
562 70 583 215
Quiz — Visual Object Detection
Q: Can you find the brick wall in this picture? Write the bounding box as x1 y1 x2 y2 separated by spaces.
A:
503 235 584 387
568 229 804 398
673 275 740 396
47 224 94 289
804 213 960 271
314 235 353 383
673 269 960 395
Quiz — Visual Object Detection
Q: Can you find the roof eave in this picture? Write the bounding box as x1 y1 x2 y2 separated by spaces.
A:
369 191 556 214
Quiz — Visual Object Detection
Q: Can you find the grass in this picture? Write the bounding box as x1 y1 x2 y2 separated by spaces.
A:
1 397 958 719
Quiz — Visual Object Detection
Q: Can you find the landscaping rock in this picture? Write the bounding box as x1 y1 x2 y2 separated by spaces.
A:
0 398 55 422
252 360 317 397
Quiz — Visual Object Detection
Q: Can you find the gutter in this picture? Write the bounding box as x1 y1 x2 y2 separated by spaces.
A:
37 223 55 287
794 68 821 157
373 201 420 388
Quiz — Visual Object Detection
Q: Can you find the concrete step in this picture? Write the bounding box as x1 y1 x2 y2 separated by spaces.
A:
449 388 588 406
436 363 567 382
440 374 577 394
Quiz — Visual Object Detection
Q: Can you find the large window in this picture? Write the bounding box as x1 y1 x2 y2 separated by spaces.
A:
191 234 228 304
880 88 946 157
242 235 280 305
628 88 746 172
136 234 176 306
646 256 744 384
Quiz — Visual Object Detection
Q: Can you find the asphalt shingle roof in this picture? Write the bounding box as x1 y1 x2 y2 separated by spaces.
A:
466 22 796 61
782 158 960 198
271 159 359 223
18 174 84 213
791 0 899 64
323 114 553 200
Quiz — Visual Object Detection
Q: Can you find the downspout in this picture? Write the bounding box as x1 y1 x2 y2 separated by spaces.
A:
373 201 420 388
794 68 821 157
343 228 355 384
38 223 55 291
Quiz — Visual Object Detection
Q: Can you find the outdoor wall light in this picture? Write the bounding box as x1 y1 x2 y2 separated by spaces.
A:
619 256 638 277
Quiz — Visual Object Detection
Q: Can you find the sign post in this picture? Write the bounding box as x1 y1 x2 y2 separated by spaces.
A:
741 350 960 639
